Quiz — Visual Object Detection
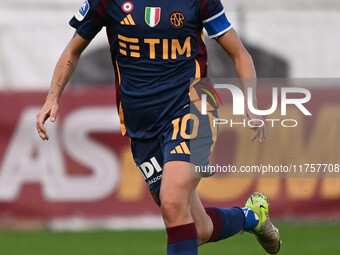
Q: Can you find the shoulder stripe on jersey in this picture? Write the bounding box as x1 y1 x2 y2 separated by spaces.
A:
203 9 225 24
115 60 127 136
195 60 201 79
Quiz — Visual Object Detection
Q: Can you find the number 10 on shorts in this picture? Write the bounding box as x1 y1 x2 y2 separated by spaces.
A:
171 114 199 140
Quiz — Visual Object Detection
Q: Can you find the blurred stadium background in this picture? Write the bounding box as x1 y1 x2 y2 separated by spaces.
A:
0 0 340 254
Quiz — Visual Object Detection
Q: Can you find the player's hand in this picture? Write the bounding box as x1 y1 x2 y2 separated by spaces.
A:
36 99 59 140
243 108 267 143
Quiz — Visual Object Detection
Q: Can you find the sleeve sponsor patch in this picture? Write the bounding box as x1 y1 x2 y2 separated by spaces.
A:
75 0 90 22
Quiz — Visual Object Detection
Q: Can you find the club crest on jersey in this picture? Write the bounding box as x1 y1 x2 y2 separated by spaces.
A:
170 11 185 28
122 2 134 13
75 0 90 22
145 7 161 27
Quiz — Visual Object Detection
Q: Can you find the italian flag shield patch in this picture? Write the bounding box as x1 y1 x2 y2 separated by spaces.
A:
145 7 161 27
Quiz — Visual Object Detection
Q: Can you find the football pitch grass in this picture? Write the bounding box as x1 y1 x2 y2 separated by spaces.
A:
0 223 339 255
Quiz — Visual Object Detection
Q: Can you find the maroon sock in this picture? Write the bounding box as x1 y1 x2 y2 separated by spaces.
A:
205 207 245 243
166 223 198 255
166 222 198 243
205 207 223 242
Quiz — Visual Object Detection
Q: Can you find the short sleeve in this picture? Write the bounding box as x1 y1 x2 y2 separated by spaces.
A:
200 0 232 39
69 0 107 40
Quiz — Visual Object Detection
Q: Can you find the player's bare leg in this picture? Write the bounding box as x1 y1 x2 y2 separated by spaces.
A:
159 161 281 254
160 161 199 227
190 190 214 245
160 161 246 254
160 161 200 255
160 160 246 255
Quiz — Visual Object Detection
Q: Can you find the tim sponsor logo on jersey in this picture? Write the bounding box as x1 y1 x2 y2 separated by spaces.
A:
118 34 191 60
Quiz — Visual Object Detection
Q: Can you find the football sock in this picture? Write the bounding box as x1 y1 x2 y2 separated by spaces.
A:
242 207 259 231
205 207 245 242
166 223 198 255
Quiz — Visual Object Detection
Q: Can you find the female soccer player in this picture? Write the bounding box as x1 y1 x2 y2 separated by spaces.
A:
37 0 280 254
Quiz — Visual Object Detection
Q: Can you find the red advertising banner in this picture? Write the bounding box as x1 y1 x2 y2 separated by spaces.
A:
0 87 339 226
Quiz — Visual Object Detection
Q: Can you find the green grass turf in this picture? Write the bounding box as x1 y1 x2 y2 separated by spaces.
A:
0 223 339 255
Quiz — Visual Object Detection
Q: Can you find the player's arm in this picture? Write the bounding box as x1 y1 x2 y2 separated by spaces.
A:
216 29 267 142
36 33 90 140
216 29 256 80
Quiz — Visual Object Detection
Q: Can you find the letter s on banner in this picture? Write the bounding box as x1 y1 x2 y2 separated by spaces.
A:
0 107 121 202
62 107 121 201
